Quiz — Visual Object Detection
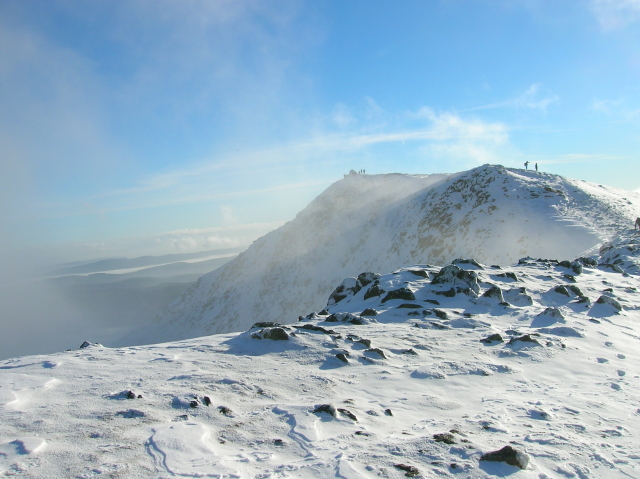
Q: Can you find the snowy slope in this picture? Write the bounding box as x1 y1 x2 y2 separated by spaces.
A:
120 165 640 346
1 231 639 478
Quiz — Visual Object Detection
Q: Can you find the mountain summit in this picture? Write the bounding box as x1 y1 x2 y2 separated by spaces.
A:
119 164 640 346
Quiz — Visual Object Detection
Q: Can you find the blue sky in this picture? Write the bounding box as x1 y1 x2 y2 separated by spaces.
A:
1 0 639 264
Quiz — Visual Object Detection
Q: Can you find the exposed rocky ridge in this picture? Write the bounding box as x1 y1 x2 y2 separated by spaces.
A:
119 164 640 346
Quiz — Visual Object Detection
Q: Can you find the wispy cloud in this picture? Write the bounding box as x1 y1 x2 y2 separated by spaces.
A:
592 99 640 120
466 84 558 112
591 0 640 30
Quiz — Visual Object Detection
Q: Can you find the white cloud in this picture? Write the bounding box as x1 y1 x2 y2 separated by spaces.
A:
591 0 640 30
44 222 285 263
466 83 558 112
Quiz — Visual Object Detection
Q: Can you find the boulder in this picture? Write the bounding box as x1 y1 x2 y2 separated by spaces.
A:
480 445 529 470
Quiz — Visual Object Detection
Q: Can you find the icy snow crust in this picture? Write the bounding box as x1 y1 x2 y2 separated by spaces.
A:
2 231 640 478
121 164 640 346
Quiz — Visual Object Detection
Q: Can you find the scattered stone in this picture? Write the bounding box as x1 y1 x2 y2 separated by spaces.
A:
431 264 480 293
508 335 541 346
496 272 518 281
408 269 429 278
567 285 585 297
559 260 571 268
577 256 598 267
203 396 212 406
250 322 282 329
356 338 372 347
338 408 358 421
116 409 145 419
381 287 416 303
433 433 456 444
553 285 570 296
313 404 337 417
189 400 199 408
570 261 583 275
79 341 103 349
252 327 289 340
319 309 329 315
398 303 422 309
294 324 336 334
126 390 136 399
482 285 504 301
355 431 371 436
480 333 504 344
563 274 577 283
401 349 418 355
595 295 622 311
364 348 386 359
218 406 232 415
394 464 419 477
273 439 285 446
434 288 457 297
480 445 529 470
336 353 349 363
384 409 393 416
600 263 624 273
424 299 440 305
360 308 377 316
364 283 385 300
452 258 483 269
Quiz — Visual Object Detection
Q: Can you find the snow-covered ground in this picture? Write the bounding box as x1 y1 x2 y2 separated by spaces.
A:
121 164 640 347
2 229 639 478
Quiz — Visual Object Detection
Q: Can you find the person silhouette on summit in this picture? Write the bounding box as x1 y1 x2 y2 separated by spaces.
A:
635 217 640 231
535 163 538 172
524 161 530 170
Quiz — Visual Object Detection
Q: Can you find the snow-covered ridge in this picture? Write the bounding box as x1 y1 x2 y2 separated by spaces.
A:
2 232 639 477
119 164 640 346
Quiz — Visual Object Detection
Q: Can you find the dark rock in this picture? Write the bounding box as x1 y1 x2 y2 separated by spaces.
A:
567 285 585 297
356 339 372 348
435 287 457 297
273 439 284 446
336 353 349 363
394 464 419 477
595 295 622 310
313 404 337 417
433 432 456 444
482 285 504 301
189 400 199 408
360 308 378 316
384 408 393 416
364 283 385 300
364 348 386 359
491 265 502 269
563 274 577 283
553 285 570 296
424 299 440 305
559 260 571 268
126 390 136 400
203 396 211 406
398 303 422 309
431 309 448 320
480 445 529 470
294 324 336 334
116 409 145 418
218 406 232 415
431 264 480 293
480 333 504 344
381 287 416 303
355 431 371 436
401 349 418 355
452 258 483 269
570 261 583 275
496 272 518 281
319 309 329 315
137 395 143 399
577 256 598 267
508 335 541 346
252 327 289 340
338 408 358 421
600 263 624 273
408 269 429 278
250 322 283 329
